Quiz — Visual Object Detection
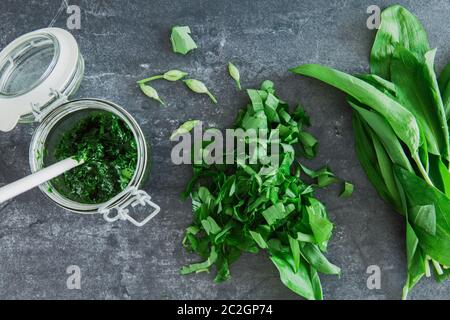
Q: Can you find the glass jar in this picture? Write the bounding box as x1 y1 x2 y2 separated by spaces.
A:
0 28 159 226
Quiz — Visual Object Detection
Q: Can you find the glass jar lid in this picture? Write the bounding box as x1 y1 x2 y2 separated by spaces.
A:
0 28 83 132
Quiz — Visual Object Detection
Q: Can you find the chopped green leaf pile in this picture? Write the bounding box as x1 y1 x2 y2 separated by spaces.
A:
51 112 137 204
170 26 197 55
181 80 347 300
291 4 450 298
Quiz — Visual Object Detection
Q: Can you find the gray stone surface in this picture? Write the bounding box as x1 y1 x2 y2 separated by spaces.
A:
0 0 449 300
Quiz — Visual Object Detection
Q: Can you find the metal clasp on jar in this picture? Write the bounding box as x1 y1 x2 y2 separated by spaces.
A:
98 186 160 227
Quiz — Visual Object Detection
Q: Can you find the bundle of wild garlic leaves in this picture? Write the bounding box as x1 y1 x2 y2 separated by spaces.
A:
292 5 450 298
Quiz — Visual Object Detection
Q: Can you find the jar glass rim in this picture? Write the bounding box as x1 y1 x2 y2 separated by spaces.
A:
29 98 149 214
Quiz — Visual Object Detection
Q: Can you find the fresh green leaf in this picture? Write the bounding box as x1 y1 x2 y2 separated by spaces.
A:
181 246 218 274
402 222 425 300
409 205 436 235
201 216 222 235
164 69 189 81
262 203 293 226
250 231 268 249
270 251 317 300
370 4 430 79
340 182 354 198
349 101 413 172
261 80 275 93
307 200 333 244
247 89 264 111
390 47 449 160
395 166 450 266
228 62 241 90
291 64 421 156
137 69 188 84
300 243 341 276
296 232 316 243
370 129 401 209
170 120 200 140
309 265 323 300
438 62 450 119
139 83 165 105
170 26 197 55
288 235 301 273
183 79 217 103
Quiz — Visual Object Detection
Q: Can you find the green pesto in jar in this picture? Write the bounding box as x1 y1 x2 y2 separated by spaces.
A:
51 112 137 204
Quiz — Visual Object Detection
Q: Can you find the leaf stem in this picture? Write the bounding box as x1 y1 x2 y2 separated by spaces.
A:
432 259 444 275
137 75 164 84
424 256 431 277
207 91 218 104
412 153 434 187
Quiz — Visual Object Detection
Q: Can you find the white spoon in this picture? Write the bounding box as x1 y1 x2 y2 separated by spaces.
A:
0 157 84 203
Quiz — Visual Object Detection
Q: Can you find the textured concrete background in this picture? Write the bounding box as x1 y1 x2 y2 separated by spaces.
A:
0 0 449 300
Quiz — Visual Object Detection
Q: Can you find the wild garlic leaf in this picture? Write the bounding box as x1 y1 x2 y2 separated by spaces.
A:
370 4 430 79
249 231 268 249
170 26 197 55
180 246 218 274
390 47 449 160
270 252 316 300
340 182 354 198
352 113 392 205
402 221 425 300
170 120 200 140
306 200 333 245
201 216 222 235
350 100 413 172
410 205 436 235
261 203 292 226
438 62 450 119
228 62 241 90
183 79 217 104
300 243 341 276
139 83 165 105
288 235 301 273
395 165 450 266
370 128 403 208
297 232 316 243
261 80 275 93
310 266 324 300
291 64 421 156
